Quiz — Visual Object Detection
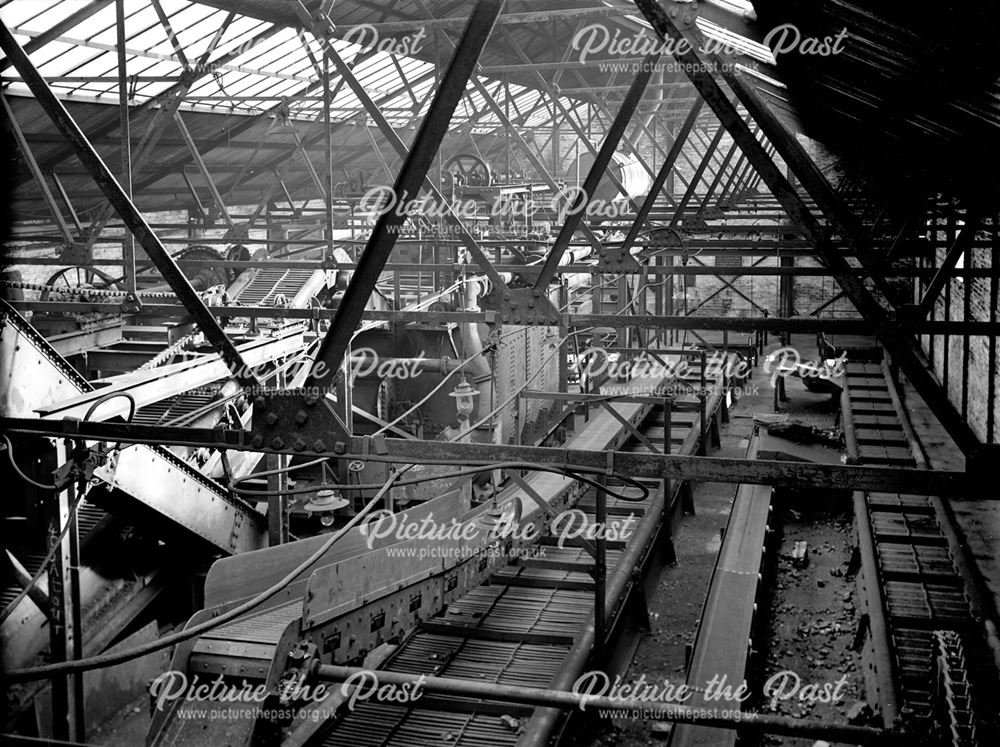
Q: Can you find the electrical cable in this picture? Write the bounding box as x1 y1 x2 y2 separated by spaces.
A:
83 391 137 424
2 470 403 683
0 488 86 625
371 354 479 437
1 393 137 623
2 433 59 491
369 292 553 438
453 326 597 441
230 461 649 503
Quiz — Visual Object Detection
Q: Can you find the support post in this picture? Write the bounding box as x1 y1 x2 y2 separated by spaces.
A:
116 0 135 291
594 471 607 657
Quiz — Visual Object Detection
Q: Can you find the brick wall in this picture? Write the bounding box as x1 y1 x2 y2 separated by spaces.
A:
924 240 999 443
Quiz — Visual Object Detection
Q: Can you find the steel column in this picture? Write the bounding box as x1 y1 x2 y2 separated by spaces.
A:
115 0 135 292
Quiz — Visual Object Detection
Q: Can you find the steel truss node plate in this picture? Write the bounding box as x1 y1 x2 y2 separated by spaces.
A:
248 389 350 455
595 245 641 273
481 287 561 326
643 227 686 248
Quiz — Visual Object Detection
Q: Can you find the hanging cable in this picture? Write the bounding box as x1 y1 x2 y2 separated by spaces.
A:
3 433 59 491
83 391 136 423
231 461 649 503
0 487 86 625
3 469 403 683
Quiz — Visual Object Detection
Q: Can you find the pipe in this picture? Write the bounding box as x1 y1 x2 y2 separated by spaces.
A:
313 665 895 745
458 277 494 429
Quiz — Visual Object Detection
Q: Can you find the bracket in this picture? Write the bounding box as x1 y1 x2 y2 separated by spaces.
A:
120 291 142 314
248 389 351 455
594 245 641 273
643 227 686 248
480 286 561 326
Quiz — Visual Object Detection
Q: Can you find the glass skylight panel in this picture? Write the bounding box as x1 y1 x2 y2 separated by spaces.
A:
0 0 63 29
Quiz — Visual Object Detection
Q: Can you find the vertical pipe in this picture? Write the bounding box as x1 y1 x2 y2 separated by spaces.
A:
593 471 607 656
558 281 569 398
46 475 68 741
266 451 286 545
962 248 971 421
49 440 83 740
943 211 953 393
116 0 135 292
989 221 998 442
662 392 671 455
324 52 334 260
699 350 707 454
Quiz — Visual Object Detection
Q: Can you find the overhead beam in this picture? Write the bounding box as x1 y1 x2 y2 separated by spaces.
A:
14 299 1000 335
0 418 986 497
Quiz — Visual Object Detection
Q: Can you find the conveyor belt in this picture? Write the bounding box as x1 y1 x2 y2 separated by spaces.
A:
843 358 986 744
232 267 324 306
668 433 774 747
305 358 735 747
131 384 224 426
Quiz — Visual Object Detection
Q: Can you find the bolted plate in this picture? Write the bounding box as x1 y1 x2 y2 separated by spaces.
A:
248 389 350 454
480 286 562 326
594 245 641 272
643 227 685 247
